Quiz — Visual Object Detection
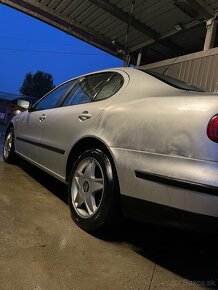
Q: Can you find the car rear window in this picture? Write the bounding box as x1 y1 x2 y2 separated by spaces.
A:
141 69 204 92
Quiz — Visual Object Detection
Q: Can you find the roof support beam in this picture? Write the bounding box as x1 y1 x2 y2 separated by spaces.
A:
130 19 202 52
185 0 215 19
89 0 185 56
88 0 159 40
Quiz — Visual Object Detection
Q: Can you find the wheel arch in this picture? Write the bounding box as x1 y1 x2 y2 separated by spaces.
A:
5 122 14 134
66 137 118 183
4 122 14 144
67 137 122 232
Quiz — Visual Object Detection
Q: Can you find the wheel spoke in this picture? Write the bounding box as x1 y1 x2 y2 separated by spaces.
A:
74 189 84 207
7 134 11 141
84 193 96 215
4 133 12 158
84 160 96 178
90 178 103 193
74 176 82 190
76 170 84 178
73 174 84 207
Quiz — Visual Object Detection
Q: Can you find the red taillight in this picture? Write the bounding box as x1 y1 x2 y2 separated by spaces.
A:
207 115 218 143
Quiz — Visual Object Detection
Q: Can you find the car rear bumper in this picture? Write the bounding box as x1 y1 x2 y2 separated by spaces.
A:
110 147 218 219
121 195 218 233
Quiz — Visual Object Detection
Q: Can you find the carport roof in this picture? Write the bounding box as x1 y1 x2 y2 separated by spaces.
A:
1 0 218 65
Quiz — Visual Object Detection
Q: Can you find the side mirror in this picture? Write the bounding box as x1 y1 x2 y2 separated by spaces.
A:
17 99 30 110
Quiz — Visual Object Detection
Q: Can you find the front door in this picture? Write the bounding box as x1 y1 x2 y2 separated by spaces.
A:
15 80 76 164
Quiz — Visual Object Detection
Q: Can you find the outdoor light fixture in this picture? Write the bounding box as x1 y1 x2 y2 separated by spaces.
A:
175 24 183 31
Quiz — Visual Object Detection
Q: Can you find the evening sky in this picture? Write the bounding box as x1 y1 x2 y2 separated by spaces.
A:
0 4 122 94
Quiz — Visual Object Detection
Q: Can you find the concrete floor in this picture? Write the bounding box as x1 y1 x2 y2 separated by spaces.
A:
1 130 218 289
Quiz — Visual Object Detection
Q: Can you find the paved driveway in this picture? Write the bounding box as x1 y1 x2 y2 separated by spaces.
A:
0 138 218 289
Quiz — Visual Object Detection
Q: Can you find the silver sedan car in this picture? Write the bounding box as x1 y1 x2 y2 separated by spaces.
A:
3 68 218 232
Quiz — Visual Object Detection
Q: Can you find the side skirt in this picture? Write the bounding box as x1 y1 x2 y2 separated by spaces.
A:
15 151 67 184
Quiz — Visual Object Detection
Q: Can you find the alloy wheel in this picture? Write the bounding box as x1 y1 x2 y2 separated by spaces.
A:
71 157 104 218
3 132 12 159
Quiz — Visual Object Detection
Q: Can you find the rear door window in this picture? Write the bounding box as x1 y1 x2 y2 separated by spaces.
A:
62 72 124 107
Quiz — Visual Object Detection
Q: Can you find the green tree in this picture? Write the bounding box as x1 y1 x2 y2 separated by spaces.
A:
20 71 55 98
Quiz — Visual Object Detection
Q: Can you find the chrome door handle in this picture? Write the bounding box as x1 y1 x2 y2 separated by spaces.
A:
78 111 91 121
39 114 46 122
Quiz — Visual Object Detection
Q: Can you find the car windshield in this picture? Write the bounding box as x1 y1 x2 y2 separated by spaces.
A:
141 70 204 92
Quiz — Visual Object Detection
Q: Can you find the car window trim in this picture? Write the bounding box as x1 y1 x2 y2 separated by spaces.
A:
59 77 85 107
144 70 204 92
55 79 79 108
59 72 124 107
30 79 78 112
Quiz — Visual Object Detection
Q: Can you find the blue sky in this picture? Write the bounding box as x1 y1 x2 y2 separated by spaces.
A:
0 4 123 94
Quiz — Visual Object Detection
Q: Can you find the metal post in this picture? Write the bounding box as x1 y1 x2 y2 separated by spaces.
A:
123 54 131 67
136 50 142 67
204 18 217 50
123 0 134 67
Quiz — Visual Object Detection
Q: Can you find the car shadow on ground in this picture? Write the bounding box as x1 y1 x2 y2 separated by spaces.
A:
19 159 68 204
107 222 218 288
19 160 218 288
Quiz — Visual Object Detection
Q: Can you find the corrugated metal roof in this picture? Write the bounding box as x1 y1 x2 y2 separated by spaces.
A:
207 0 218 10
172 24 206 51
2 0 218 64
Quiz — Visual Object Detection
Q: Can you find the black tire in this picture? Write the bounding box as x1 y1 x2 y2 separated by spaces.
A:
68 148 120 232
3 127 18 164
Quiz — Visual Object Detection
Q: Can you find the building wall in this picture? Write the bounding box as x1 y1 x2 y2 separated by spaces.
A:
139 47 218 93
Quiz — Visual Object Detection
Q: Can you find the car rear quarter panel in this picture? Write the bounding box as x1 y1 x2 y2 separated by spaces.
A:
94 69 218 217
99 70 218 162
